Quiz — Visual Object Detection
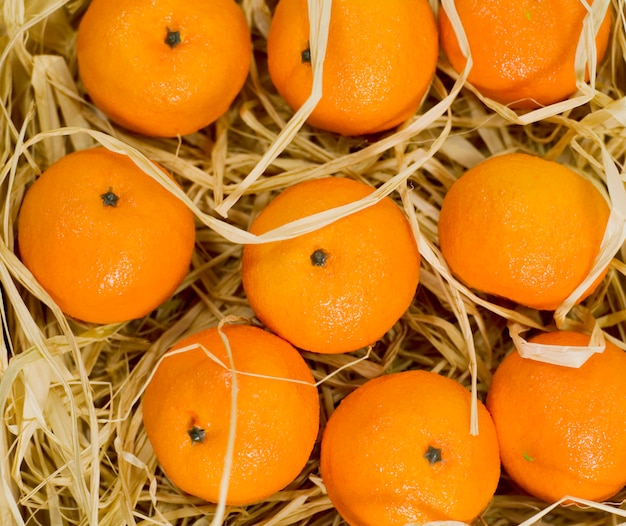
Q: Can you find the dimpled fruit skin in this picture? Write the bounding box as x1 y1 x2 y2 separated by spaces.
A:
437 152 610 310
486 330 626 503
142 324 320 505
241 177 420 354
267 0 438 135
320 370 501 525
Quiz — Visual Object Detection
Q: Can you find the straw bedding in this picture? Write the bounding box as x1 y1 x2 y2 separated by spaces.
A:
1 0 626 524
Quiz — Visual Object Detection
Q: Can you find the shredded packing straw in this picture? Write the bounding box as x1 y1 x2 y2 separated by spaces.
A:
1 0 626 524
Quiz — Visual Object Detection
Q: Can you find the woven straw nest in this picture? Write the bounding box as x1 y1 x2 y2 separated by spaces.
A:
1 0 626 524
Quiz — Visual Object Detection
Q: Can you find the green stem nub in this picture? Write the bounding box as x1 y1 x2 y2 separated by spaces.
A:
310 249 328 267
188 425 206 444
301 45 311 64
101 188 119 207
424 445 442 465
165 28 182 48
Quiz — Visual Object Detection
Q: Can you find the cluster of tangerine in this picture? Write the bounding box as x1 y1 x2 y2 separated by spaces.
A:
14 0 625 524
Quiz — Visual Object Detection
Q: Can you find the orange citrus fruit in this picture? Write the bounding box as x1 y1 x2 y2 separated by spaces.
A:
17 147 195 324
320 370 501 525
266 0 439 136
76 0 251 137
437 152 610 310
486 330 626 503
439 0 612 108
141 323 320 505
241 177 420 354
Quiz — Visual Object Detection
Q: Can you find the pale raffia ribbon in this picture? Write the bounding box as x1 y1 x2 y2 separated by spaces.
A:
554 146 626 322
509 321 605 369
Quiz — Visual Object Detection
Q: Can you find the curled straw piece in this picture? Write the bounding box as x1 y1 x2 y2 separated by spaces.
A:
509 322 605 369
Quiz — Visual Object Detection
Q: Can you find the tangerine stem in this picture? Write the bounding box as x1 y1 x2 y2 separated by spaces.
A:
187 425 206 444
424 445 442 465
165 28 182 48
100 188 119 207
310 249 328 267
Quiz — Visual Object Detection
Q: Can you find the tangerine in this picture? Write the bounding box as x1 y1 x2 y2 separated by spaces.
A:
241 177 420 354
266 0 438 136
76 0 251 137
437 152 610 310
320 370 501 525
439 0 612 108
141 323 320 504
486 330 626 503
17 147 195 324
